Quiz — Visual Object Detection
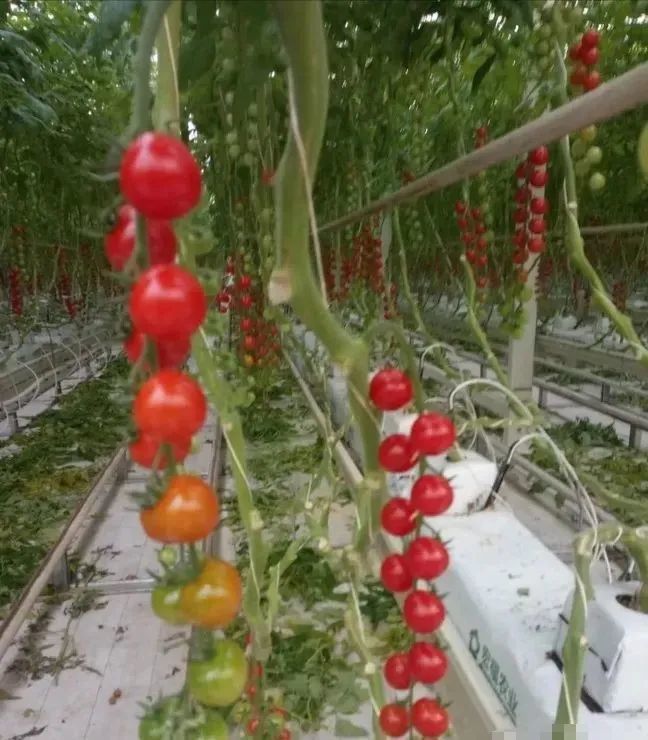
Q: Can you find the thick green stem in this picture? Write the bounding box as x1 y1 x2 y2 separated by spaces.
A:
272 0 383 497
152 0 182 136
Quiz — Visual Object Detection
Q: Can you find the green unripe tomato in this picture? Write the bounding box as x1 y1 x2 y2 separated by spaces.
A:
158 546 177 568
480 200 491 214
138 697 182 740
225 91 234 106
260 208 272 225
247 122 257 137
228 144 240 159
569 6 584 23
248 103 258 117
221 27 234 41
579 125 597 143
151 585 187 626
538 55 552 72
638 122 648 177
242 152 255 168
535 40 550 56
484 213 494 227
589 172 606 191
225 131 237 145
571 138 587 159
188 639 248 708
585 146 603 165
225 113 233 127
262 235 273 248
188 712 228 740
478 183 488 199
247 138 258 153
222 58 236 73
538 24 552 40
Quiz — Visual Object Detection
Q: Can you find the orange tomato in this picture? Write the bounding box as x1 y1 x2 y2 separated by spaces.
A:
180 558 242 629
140 474 219 543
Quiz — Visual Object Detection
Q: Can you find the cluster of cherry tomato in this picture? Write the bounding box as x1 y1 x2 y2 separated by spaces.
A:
217 255 282 369
243 656 292 739
568 28 602 93
510 145 550 283
368 368 455 738
324 220 398 318
104 130 248 737
572 124 605 193
457 199 490 290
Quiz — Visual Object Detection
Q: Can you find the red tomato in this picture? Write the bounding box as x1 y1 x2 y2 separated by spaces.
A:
140 474 219 544
512 249 527 265
529 169 548 187
369 369 413 411
379 704 410 737
580 45 599 66
245 718 260 735
456 217 468 231
529 217 546 234
243 335 256 351
120 132 202 220
277 731 291 740
470 207 481 220
403 590 445 633
454 201 466 215
240 317 253 332
513 208 527 224
515 162 527 179
133 370 206 443
405 537 449 580
411 698 449 737
411 475 453 516
238 275 252 290
383 653 411 690
104 205 176 271
530 197 548 215
583 70 601 91
465 250 477 264
528 146 549 165
410 413 456 455
378 435 419 472
124 330 190 369
581 29 600 48
240 293 253 309
381 498 417 536
380 554 413 593
129 433 191 469
409 642 448 684
568 42 582 61
528 236 545 254
129 264 206 340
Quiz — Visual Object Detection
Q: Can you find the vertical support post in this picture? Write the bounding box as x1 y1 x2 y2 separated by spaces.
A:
479 362 488 378
504 264 538 446
8 411 19 434
49 552 71 590
538 385 547 408
600 383 610 403
629 425 643 450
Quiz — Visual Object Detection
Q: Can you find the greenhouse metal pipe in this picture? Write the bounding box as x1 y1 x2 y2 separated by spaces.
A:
318 63 648 234
286 353 514 733
0 447 128 661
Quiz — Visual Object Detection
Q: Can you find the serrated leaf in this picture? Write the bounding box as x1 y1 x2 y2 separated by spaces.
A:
334 718 369 737
471 52 496 94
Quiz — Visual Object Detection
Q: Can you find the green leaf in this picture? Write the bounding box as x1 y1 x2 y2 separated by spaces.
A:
471 52 496 94
334 718 369 737
179 33 216 88
87 0 141 54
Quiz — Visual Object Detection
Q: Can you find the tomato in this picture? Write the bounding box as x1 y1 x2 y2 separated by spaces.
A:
240 293 253 309
515 162 527 179
411 698 449 737
243 354 255 368
528 146 549 165
243 335 256 351
245 718 260 735
581 29 600 49
529 217 546 234
134 370 206 444
187 638 248 707
240 317 253 332
410 413 456 456
277 730 291 740
529 170 549 188
124 331 190 370
181 558 242 629
130 433 191 470
238 275 252 289
105 204 176 271
456 217 468 231
379 704 410 737
405 537 449 580
513 207 527 224
528 236 545 254
141 475 219 544
151 584 187 625
530 197 548 215
380 554 413 592
580 45 599 67
583 70 601 91
381 498 417 536
129 264 207 341
409 642 448 684
568 41 582 61
138 697 181 740
188 712 228 740
383 652 411 690
369 369 413 412
454 201 466 215
378 434 419 473
120 132 202 220
403 590 445 633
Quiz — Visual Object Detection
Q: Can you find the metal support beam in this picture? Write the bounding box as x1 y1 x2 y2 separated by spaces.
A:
48 552 71 591
629 426 643 450
8 411 19 434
